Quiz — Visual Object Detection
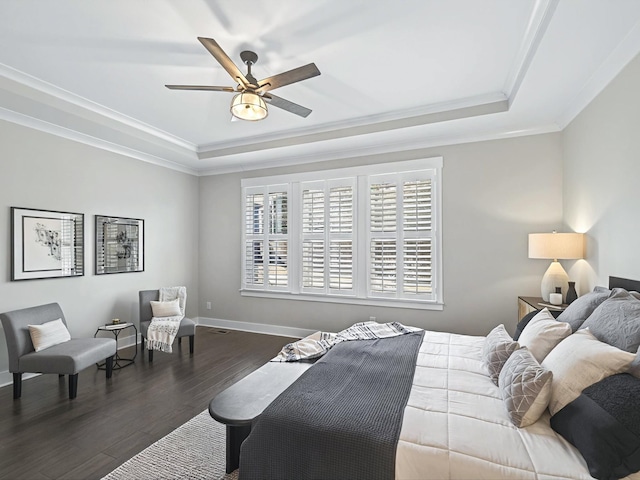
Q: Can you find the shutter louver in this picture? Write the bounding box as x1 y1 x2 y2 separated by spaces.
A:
404 180 432 231
403 239 432 294
268 240 288 287
329 186 353 233
370 183 397 232
269 192 287 234
330 241 352 290
302 240 324 288
245 193 264 235
302 189 324 233
370 240 396 292
245 240 264 286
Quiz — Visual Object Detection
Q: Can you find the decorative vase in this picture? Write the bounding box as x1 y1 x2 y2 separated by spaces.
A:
566 281 578 304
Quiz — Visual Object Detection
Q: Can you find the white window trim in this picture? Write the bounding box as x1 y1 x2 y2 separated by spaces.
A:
240 157 443 310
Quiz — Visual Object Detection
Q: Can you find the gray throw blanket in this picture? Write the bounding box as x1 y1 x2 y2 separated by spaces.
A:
239 331 425 480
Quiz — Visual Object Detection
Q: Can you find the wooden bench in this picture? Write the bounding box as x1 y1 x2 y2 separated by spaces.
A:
209 361 313 473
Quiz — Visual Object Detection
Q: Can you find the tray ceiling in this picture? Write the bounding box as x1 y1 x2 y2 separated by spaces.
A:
1 0 640 175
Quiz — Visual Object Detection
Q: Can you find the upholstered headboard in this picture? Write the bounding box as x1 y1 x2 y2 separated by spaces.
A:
609 276 640 291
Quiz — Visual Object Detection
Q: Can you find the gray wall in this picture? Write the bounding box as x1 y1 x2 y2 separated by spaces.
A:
199 133 563 337
0 120 200 377
563 52 640 292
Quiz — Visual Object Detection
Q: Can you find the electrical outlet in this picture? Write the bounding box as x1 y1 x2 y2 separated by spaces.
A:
369 316 376 322
206 302 212 310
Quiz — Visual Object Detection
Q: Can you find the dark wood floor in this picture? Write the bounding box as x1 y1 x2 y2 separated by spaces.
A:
0 327 292 480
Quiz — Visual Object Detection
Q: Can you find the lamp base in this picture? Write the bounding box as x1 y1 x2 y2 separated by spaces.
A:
540 261 569 302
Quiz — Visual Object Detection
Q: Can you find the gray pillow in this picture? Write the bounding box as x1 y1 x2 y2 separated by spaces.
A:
580 288 640 353
557 286 611 332
483 324 519 385
499 347 553 427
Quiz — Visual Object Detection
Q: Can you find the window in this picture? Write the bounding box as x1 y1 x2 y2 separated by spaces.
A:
244 185 289 290
241 158 442 309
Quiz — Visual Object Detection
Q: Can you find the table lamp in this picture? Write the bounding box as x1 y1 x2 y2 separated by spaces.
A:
528 232 584 301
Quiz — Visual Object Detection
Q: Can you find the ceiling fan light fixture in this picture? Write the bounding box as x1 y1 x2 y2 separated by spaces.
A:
230 92 268 121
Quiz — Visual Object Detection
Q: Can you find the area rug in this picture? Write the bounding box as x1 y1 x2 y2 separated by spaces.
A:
102 410 238 480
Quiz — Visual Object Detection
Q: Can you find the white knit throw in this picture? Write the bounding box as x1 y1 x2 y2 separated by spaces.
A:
146 286 186 353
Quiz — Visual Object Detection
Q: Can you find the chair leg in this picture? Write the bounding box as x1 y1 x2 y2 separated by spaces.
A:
105 355 114 379
148 349 153 362
141 337 144 351
13 373 22 399
189 335 195 355
178 336 182 345
68 374 78 399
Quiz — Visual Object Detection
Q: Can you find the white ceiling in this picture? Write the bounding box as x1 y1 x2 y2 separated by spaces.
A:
1 0 640 175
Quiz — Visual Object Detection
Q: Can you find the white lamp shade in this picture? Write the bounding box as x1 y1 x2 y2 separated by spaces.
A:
528 232 584 301
230 92 268 121
528 232 584 260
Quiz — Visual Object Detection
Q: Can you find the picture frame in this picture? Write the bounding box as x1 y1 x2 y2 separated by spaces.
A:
95 215 144 275
11 206 85 281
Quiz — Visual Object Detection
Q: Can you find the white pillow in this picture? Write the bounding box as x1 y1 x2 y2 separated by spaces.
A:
517 308 571 363
28 318 71 352
541 328 636 416
150 299 182 317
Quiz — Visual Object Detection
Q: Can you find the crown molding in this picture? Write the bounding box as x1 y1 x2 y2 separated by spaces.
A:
198 94 509 160
0 107 199 176
556 17 640 129
198 123 562 176
0 62 197 152
503 0 559 105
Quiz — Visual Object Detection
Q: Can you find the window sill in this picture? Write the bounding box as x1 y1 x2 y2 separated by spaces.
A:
239 289 444 310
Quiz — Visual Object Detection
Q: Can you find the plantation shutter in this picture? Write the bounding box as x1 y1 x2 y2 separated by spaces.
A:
243 186 289 290
402 179 432 295
241 157 441 306
302 184 325 290
369 173 434 300
301 180 354 294
328 182 354 293
244 190 265 288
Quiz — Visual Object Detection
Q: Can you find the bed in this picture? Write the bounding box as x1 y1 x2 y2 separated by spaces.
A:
230 276 640 480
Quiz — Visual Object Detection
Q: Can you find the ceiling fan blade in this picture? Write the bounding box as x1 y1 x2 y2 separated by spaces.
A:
263 93 312 118
256 63 320 93
165 85 235 92
197 37 250 88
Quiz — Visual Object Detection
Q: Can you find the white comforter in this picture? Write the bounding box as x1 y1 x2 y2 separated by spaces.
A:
396 330 636 480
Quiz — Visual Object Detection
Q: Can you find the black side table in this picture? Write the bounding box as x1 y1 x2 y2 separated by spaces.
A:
94 323 138 370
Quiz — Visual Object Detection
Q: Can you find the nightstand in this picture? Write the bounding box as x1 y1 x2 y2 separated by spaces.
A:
518 296 567 321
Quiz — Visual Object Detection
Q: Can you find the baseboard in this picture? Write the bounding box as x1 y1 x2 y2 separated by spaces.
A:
0 371 39 390
196 316 315 339
0 333 141 389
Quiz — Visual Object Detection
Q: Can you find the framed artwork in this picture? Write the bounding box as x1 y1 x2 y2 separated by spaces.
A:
95 215 144 275
11 207 85 281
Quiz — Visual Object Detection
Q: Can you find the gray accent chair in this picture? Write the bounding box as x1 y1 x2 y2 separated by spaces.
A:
139 290 196 362
0 303 116 400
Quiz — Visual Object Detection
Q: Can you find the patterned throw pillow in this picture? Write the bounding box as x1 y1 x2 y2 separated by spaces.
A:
499 347 553 427
580 288 640 353
482 324 519 385
557 286 611 332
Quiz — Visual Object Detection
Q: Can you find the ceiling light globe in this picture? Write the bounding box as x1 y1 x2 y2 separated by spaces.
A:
230 92 268 121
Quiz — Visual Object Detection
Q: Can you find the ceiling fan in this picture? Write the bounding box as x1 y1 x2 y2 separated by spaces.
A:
166 37 321 121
